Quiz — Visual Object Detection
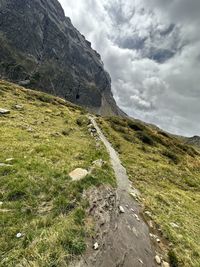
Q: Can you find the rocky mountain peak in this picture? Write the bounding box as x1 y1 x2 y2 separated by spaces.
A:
0 0 122 115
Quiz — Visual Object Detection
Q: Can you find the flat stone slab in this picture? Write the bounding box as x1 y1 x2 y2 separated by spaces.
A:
0 108 10 115
69 168 88 181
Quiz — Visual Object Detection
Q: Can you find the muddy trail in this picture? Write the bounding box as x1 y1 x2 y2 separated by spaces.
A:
71 117 157 267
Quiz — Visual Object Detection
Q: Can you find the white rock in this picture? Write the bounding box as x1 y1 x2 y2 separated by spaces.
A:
16 233 22 238
134 214 140 221
14 104 23 110
93 242 99 250
161 261 170 267
92 159 104 168
69 168 88 181
0 201 3 206
0 108 10 115
156 238 161 243
149 233 157 239
170 222 179 228
0 163 12 167
119 206 125 213
138 258 143 264
144 211 152 218
155 255 161 265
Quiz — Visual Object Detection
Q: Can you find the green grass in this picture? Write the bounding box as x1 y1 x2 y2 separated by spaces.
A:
97 116 200 267
0 80 115 267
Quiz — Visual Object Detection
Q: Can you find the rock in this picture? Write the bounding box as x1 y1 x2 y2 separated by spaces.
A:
27 127 34 132
148 220 154 228
87 124 93 128
134 214 140 222
0 108 10 115
149 233 158 239
93 242 99 250
138 258 143 264
18 80 30 86
69 168 88 181
156 238 161 243
170 222 179 228
119 206 125 213
0 163 12 167
92 159 104 168
5 158 14 162
16 233 22 238
14 104 23 110
0 201 3 206
144 211 152 218
155 255 161 265
129 190 141 201
161 261 170 267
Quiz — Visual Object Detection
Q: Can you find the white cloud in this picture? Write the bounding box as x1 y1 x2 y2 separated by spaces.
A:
59 0 200 136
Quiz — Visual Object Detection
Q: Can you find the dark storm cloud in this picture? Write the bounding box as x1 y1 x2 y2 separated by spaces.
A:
59 0 200 136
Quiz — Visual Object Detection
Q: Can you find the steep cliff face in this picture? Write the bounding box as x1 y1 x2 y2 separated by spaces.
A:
0 0 121 115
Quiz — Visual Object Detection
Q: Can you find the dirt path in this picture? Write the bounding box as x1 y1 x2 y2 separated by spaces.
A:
71 117 156 267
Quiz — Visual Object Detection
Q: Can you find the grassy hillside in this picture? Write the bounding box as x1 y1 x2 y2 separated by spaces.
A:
97 116 200 267
0 80 115 267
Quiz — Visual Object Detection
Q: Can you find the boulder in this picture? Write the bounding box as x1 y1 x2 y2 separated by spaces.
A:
69 168 88 181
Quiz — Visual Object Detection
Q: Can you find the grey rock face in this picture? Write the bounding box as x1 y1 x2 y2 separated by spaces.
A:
0 0 122 115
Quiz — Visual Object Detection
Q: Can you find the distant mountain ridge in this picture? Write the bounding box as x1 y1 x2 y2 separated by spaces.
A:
186 136 200 147
0 0 122 115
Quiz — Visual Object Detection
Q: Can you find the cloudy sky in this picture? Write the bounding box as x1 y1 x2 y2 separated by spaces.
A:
59 0 200 137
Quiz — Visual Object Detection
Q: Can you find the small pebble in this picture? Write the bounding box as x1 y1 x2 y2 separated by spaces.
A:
155 255 161 265
161 261 170 267
134 214 140 221
93 242 99 250
119 206 125 213
16 233 22 238
138 258 143 264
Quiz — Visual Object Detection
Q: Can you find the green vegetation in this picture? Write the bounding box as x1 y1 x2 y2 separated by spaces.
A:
0 80 115 267
97 116 200 267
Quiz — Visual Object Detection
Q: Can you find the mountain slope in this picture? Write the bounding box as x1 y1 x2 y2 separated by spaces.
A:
0 0 121 115
97 116 200 267
185 136 200 148
0 80 115 266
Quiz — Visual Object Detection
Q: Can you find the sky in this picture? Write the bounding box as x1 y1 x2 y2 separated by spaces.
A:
59 0 200 137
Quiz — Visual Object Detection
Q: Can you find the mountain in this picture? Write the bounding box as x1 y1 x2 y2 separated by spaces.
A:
0 0 121 115
0 79 115 266
1 79 200 266
186 136 200 147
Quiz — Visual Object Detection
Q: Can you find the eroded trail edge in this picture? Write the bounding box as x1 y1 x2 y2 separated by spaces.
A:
73 117 156 267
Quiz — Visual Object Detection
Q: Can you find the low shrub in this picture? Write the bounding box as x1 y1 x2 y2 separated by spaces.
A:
76 116 90 127
127 120 144 131
136 131 155 146
162 149 180 164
